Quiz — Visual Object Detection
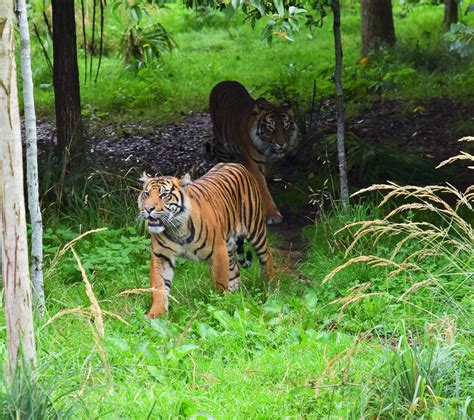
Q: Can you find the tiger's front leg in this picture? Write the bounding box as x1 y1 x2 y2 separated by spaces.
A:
148 250 175 318
209 240 230 291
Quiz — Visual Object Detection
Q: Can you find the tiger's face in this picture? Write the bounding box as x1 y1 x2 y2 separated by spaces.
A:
251 98 297 159
138 174 191 234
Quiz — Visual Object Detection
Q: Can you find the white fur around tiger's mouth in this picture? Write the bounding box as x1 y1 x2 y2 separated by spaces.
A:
147 217 165 234
147 217 163 227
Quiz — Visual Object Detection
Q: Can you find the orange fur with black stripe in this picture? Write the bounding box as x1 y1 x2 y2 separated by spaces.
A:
209 81 297 224
138 163 275 318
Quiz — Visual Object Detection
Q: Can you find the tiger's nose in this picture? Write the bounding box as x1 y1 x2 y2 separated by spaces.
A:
144 205 154 214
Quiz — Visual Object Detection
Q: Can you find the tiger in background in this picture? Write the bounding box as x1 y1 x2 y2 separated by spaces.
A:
209 80 298 224
138 162 274 318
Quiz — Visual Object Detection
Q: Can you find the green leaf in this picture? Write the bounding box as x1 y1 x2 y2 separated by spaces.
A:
304 291 319 310
111 1 122 13
249 0 265 16
106 337 129 352
289 6 306 16
147 366 165 382
196 322 218 339
263 299 283 313
260 23 274 41
273 0 284 17
130 5 142 22
175 344 199 355
465 4 474 15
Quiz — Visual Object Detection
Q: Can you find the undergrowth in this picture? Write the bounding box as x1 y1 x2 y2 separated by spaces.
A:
29 2 474 123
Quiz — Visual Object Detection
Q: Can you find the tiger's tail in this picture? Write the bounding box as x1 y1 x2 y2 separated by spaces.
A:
237 237 253 268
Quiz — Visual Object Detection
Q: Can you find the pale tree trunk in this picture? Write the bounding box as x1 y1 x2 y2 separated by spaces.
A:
16 0 45 316
444 0 458 27
0 0 37 379
332 0 350 208
361 0 396 56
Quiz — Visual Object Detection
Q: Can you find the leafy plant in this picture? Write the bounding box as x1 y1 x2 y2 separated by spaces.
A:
444 22 474 58
111 0 176 68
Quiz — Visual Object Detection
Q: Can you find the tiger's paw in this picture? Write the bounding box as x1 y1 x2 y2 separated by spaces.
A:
227 280 240 292
266 211 283 225
146 307 167 318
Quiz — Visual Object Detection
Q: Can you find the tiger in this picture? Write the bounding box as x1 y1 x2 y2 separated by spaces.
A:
138 162 275 318
209 80 298 224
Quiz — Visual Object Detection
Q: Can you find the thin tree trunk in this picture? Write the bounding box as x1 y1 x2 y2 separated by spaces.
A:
332 0 350 208
444 0 458 27
360 0 396 56
52 0 81 163
0 0 37 379
16 0 45 317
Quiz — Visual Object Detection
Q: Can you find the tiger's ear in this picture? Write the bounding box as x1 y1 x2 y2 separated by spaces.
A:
139 172 151 183
254 97 270 112
179 173 192 187
282 100 292 109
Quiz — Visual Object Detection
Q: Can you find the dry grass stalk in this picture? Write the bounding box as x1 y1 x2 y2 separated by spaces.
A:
312 332 369 396
390 229 445 260
397 279 433 301
46 227 108 276
71 247 105 337
77 362 93 398
437 152 474 169
87 319 113 383
384 203 472 237
325 139 472 319
428 316 456 343
117 287 179 303
43 308 91 328
321 256 401 285
332 289 386 320
44 307 130 330
176 310 200 346
102 310 131 326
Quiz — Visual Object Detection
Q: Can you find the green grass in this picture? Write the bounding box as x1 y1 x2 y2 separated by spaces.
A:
1 199 472 417
30 3 474 124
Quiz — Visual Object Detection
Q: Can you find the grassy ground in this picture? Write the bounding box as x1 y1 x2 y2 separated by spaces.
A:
1 197 472 417
30 2 474 123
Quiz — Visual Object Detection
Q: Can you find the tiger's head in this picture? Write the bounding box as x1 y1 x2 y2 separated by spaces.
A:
250 98 297 159
138 173 192 234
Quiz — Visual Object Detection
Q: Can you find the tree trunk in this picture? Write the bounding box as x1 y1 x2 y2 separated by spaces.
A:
16 0 45 317
361 0 396 56
52 0 81 164
444 0 458 27
0 0 37 379
332 0 350 208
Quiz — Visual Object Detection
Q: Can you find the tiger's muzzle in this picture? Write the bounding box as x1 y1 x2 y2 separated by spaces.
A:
270 143 288 157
